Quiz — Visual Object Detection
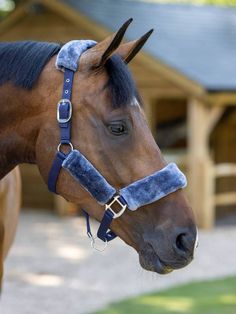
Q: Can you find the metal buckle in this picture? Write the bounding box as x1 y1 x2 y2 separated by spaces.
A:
105 195 127 219
57 99 72 123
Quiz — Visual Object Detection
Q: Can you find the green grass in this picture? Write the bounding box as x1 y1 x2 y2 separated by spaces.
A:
94 276 236 314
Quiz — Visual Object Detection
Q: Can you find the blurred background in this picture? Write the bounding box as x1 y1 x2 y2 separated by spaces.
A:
1 0 236 313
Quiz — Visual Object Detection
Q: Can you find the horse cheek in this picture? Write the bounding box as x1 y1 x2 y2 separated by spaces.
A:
35 123 58 185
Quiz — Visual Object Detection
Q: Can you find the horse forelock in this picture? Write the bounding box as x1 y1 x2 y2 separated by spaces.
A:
104 54 140 109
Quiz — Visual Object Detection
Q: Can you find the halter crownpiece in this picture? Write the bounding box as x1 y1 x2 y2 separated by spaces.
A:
48 40 187 250
56 39 97 72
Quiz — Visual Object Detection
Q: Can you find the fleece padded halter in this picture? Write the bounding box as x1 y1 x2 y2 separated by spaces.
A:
62 150 186 210
48 40 187 248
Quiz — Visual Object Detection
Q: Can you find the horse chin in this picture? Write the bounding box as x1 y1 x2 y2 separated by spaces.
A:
138 240 194 274
138 248 174 275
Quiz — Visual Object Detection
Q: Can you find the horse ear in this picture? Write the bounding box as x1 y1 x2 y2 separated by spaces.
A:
80 18 133 69
116 29 154 64
99 18 133 66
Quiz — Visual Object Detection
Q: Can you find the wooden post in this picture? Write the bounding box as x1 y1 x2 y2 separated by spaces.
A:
187 98 215 229
141 90 157 138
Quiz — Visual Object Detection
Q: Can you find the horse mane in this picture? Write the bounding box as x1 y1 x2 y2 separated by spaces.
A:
0 41 138 108
0 41 61 89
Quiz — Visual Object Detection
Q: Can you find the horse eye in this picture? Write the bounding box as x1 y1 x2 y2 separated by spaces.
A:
108 121 127 136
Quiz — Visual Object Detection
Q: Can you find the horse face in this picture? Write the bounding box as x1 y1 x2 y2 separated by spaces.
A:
36 21 197 274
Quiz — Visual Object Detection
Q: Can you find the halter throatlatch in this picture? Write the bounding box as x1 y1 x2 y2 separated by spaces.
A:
48 40 187 250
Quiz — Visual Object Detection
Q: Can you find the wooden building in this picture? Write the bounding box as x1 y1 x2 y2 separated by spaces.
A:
1 0 236 227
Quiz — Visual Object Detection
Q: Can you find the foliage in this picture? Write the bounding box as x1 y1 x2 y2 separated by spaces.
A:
0 0 14 18
94 276 236 314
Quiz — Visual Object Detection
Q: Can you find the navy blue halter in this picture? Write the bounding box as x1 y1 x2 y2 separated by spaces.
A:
48 40 187 251
48 69 74 193
48 68 119 245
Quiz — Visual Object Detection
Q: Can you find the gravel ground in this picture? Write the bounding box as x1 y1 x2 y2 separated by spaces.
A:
1 210 236 314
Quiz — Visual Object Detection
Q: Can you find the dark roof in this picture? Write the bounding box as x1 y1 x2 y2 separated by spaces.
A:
63 0 236 92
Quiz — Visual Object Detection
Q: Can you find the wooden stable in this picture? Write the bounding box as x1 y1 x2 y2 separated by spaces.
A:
0 0 236 227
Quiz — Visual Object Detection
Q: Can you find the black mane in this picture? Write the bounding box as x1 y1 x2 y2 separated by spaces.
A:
105 54 138 108
0 41 137 108
0 41 61 89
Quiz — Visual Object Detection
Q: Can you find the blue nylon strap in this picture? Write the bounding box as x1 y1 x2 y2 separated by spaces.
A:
62 69 74 100
96 195 127 242
82 209 93 237
97 209 117 242
83 208 117 242
81 205 122 244
118 195 127 207
48 152 66 193
48 69 74 193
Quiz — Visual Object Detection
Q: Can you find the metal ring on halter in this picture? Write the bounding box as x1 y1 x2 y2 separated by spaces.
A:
57 142 74 153
87 232 108 252
91 237 108 252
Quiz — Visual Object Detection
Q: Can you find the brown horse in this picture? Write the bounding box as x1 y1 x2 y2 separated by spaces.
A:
0 22 197 288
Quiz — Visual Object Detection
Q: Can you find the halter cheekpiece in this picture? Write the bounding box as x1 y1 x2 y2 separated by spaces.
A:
48 40 187 251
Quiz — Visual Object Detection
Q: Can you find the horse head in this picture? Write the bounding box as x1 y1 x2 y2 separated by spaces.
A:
35 20 197 274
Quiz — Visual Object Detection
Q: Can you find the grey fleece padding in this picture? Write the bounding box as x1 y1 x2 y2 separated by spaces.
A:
62 150 187 210
120 163 187 210
56 40 97 72
62 150 116 205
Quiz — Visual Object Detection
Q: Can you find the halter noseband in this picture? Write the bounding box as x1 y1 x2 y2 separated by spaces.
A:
48 41 187 250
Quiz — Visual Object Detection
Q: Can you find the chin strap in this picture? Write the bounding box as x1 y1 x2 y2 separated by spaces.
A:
84 194 127 242
82 209 117 251
82 195 127 251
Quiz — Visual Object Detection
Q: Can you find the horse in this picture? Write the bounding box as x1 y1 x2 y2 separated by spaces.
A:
0 20 197 289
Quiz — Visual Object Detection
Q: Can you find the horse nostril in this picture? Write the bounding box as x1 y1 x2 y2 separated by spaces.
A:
176 233 187 253
174 229 195 259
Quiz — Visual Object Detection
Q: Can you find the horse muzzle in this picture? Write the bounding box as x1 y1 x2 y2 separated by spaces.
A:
138 224 198 274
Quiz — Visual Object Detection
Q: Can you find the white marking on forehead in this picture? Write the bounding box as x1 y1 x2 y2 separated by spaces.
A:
131 97 140 107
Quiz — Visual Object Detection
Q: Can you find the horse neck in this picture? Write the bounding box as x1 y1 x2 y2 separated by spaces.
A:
0 83 46 178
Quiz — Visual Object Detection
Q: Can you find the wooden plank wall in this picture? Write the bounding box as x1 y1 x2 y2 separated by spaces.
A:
0 8 93 41
211 107 236 214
